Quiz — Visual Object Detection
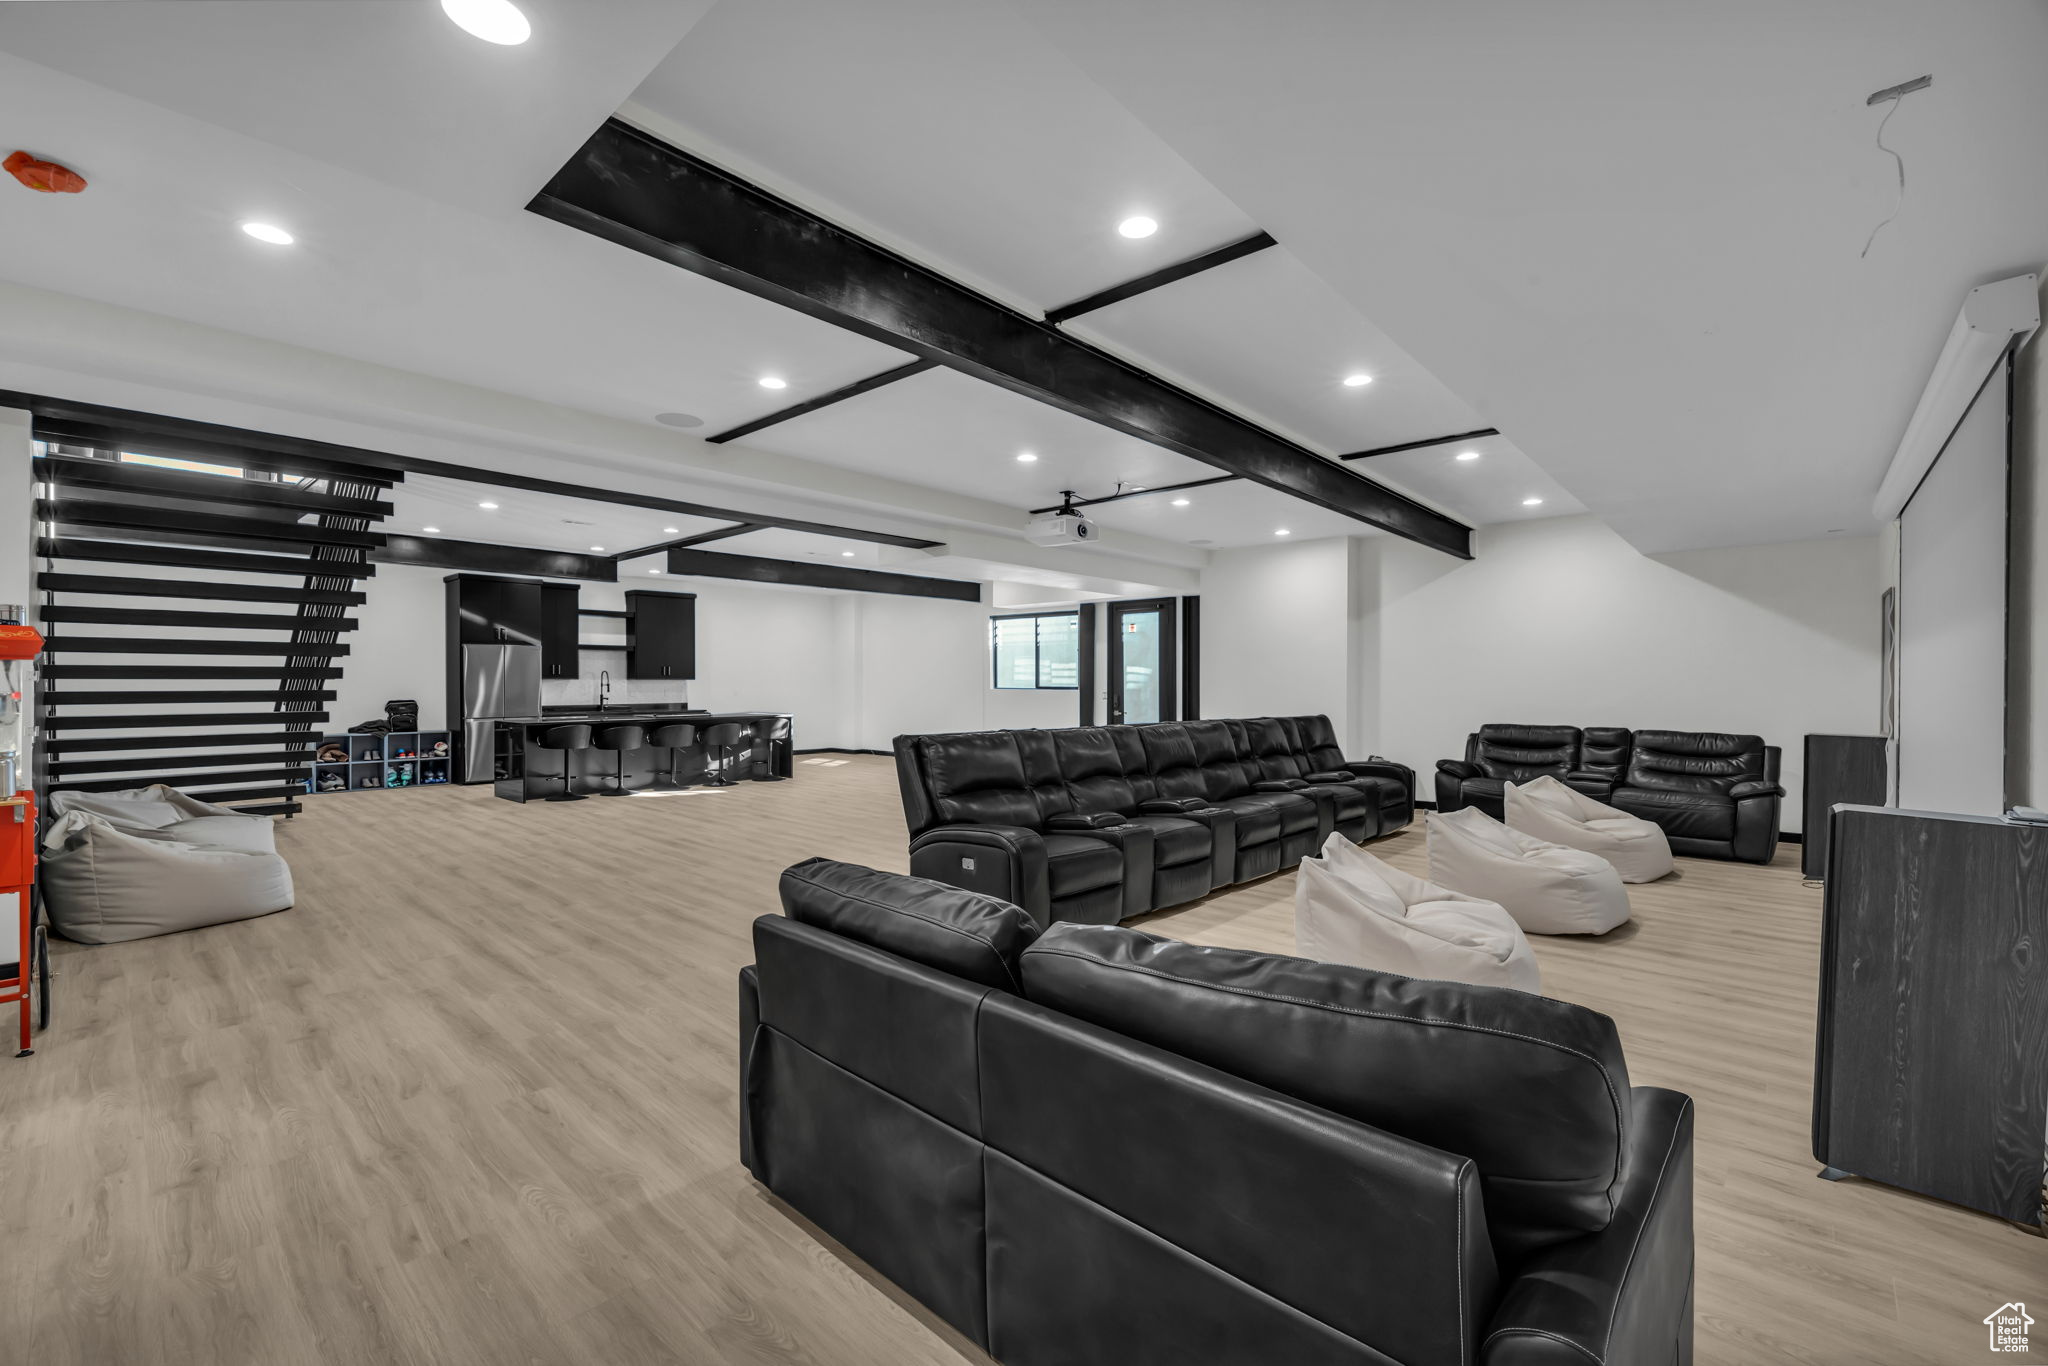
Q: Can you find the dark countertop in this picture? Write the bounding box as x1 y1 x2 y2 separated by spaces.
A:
496 711 790 725
541 703 703 716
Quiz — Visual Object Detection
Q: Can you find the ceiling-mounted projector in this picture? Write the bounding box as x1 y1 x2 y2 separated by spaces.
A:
1026 492 1096 546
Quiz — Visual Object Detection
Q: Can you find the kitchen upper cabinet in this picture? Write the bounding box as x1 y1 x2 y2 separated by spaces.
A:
625 590 696 680
539 583 580 679
449 575 542 648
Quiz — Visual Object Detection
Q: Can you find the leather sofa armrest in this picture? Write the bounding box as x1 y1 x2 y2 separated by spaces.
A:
738 964 760 1175
1729 786 1782 863
1143 801 1239 889
1482 1088 1695 1366
1437 759 1479 779
907 824 1050 920
1345 757 1414 788
1045 811 1128 830
1253 779 1309 792
1050 819 1156 920
1302 770 1355 784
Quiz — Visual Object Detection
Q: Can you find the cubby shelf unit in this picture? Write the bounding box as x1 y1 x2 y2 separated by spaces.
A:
307 730 451 795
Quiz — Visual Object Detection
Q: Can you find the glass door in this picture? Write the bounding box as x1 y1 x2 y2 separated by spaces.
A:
1107 598 1177 725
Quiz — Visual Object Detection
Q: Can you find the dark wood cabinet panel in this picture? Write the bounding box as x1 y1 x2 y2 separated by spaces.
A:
540 583 580 679
1801 734 1888 878
1815 806 2048 1226
451 575 541 648
625 590 696 680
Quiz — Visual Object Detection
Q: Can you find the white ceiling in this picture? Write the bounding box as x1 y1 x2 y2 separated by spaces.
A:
393 473 730 553
2 0 2033 564
0 0 715 214
1012 0 2048 551
626 0 1261 313
1067 246 1489 456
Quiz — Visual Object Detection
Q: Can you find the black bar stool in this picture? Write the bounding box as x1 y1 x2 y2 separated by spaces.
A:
649 722 698 788
538 724 591 802
701 722 746 787
592 723 646 797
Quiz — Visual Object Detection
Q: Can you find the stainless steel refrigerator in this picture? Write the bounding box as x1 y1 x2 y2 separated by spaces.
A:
460 643 541 783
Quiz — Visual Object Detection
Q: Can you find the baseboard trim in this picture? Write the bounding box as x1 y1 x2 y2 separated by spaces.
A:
795 747 891 757
1779 831 1803 845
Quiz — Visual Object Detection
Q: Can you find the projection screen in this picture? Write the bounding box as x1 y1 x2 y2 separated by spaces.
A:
1895 355 2011 816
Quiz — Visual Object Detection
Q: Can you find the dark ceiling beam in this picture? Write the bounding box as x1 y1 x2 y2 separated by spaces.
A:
705 359 938 443
665 546 981 601
1044 231 1276 326
3 389 944 551
1029 428 1506 513
610 522 760 561
528 120 1472 560
1338 427 1500 461
375 535 620 582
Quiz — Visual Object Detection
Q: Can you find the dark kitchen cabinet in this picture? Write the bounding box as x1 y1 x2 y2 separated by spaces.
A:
539 583 580 679
448 575 542 648
625 590 696 680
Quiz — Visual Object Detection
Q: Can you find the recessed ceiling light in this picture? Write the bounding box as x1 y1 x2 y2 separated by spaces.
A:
240 221 293 246
478 501 498 510
1016 451 1039 463
650 569 662 575
842 551 856 558
1117 216 1159 239
1455 450 1480 462
440 0 530 45
423 526 440 534
1171 498 1191 507
654 412 704 429
662 526 681 534
757 375 788 390
590 545 606 552
1342 373 1373 388
1275 528 1292 536
1521 497 1544 507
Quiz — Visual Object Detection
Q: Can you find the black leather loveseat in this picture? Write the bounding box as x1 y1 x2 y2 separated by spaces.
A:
740 858 1696 1366
894 716 1413 925
1437 724 1783 863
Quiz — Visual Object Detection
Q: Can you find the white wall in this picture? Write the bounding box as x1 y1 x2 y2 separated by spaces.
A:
334 565 853 746
331 563 449 732
1199 538 1363 745
1369 515 1881 832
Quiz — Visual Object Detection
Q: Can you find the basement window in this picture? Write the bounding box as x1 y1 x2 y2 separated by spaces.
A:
992 611 1079 690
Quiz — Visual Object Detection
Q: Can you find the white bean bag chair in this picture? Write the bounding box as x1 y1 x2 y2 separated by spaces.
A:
1297 834 1541 993
48 785 278 854
40 812 294 945
1426 806 1631 936
1505 775 1675 883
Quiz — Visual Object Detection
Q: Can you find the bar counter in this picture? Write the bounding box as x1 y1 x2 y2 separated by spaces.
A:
491 712 793 801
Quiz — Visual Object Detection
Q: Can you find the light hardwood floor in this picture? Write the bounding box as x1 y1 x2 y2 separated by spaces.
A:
1 758 2039 1365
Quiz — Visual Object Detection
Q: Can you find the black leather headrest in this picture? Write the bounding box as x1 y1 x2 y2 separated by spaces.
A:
1627 730 1765 792
1477 723 1579 749
1021 922 1633 1263
780 858 1041 992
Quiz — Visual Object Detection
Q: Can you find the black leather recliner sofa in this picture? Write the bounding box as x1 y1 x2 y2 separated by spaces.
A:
894 716 1413 925
1437 724 1783 863
740 858 1696 1366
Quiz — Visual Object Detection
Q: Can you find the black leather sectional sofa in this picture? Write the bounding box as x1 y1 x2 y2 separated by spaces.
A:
894 716 1413 925
1437 724 1784 863
740 858 1697 1366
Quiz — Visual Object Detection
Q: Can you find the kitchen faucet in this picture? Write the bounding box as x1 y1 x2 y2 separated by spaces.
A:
598 669 611 712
